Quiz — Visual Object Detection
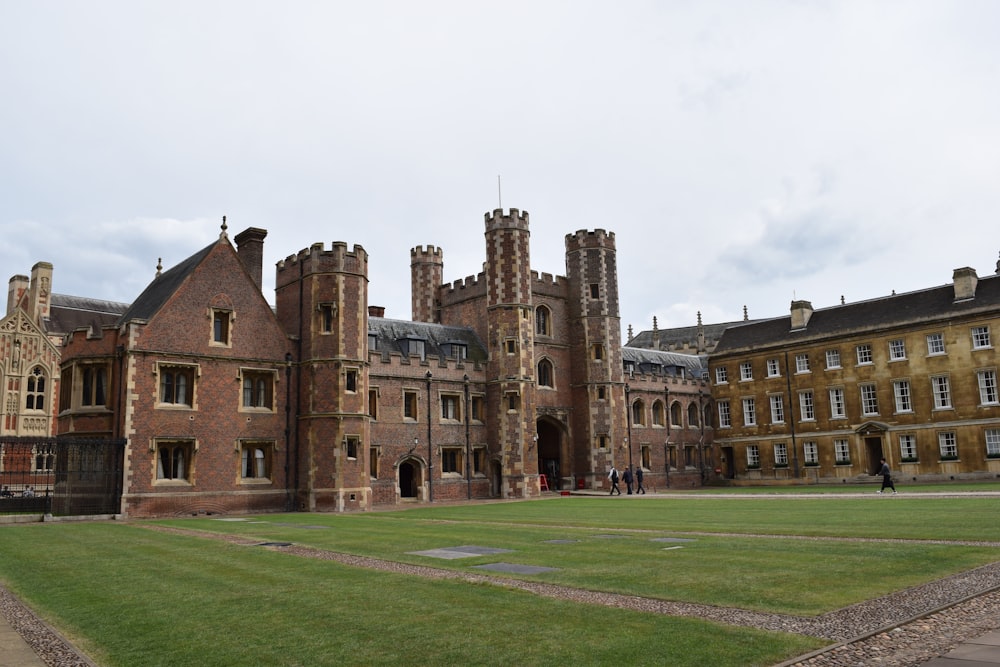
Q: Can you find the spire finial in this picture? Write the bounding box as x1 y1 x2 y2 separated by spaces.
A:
156 258 163 277
220 215 228 238
652 315 658 332
697 311 702 327
743 305 748 321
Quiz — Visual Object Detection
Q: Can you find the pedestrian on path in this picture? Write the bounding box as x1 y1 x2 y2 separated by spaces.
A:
623 466 634 494
876 458 896 494
635 466 645 494
608 466 621 495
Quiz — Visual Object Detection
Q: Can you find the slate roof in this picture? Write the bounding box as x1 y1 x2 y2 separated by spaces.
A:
117 242 216 325
368 317 488 362
714 273 1000 355
622 346 708 378
46 293 131 335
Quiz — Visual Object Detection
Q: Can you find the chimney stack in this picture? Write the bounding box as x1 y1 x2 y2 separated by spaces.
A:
234 228 267 292
953 267 978 302
790 299 813 330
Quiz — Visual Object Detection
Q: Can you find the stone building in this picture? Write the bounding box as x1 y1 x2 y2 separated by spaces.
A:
48 208 713 516
1 263 126 495
709 262 1000 484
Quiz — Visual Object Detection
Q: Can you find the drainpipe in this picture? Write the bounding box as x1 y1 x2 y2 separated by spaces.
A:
426 370 433 503
464 374 471 500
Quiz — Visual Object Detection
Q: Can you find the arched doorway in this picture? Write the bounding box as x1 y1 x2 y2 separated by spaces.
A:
398 459 423 499
536 418 564 490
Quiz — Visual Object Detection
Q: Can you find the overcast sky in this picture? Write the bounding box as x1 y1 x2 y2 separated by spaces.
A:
3 1 999 341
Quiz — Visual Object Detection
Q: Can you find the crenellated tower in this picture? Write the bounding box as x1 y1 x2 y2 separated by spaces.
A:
410 245 443 323
275 241 370 512
565 229 624 483
483 208 540 498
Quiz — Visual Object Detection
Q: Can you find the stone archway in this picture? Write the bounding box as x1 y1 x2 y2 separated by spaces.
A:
536 418 565 490
398 459 423 499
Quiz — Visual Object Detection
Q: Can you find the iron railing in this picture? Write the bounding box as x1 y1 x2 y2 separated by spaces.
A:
0 436 126 516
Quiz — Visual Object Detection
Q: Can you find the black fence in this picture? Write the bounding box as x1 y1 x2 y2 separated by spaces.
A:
0 436 126 517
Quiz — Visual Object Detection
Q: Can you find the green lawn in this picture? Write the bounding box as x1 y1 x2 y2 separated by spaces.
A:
2 493 998 666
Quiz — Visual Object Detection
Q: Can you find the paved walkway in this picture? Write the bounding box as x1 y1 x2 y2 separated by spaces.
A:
920 630 1000 666
0 611 46 667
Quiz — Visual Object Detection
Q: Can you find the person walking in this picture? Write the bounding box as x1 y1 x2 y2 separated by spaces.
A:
622 466 634 495
876 458 896 494
608 466 621 495
635 466 645 494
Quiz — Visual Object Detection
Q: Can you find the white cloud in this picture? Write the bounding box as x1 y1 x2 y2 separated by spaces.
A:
2 1 999 336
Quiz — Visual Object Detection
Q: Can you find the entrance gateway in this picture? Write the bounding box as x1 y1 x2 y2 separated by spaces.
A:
858 422 889 475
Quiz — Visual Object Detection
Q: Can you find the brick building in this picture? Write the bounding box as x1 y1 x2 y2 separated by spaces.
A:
46 208 712 516
1 263 126 496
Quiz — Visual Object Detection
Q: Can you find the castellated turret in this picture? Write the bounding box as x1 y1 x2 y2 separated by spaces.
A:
274 240 371 511
483 208 539 498
410 245 443 323
564 229 625 474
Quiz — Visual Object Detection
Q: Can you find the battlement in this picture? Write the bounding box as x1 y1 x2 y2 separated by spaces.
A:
530 270 566 286
368 348 486 374
410 245 443 261
276 241 369 276
564 229 616 251
446 273 486 293
484 208 529 232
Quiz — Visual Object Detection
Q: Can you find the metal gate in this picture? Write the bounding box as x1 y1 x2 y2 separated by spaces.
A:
0 437 126 517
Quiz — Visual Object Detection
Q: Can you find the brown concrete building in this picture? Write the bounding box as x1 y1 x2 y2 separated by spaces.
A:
710 263 1000 485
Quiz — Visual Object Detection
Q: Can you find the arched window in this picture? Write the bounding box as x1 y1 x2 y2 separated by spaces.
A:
688 403 699 428
537 358 554 388
25 366 46 410
535 305 551 336
651 400 665 426
632 399 645 426
670 401 682 427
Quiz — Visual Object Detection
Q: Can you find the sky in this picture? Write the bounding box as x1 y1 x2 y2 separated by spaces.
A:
3 1 999 342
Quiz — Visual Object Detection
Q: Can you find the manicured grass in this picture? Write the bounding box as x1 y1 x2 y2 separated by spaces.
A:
0 522 819 667
2 493 999 665
155 496 1000 614
356 493 1000 541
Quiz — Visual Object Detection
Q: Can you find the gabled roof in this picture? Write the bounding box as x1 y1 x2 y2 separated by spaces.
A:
117 242 217 325
714 273 1000 355
368 317 487 362
46 294 130 336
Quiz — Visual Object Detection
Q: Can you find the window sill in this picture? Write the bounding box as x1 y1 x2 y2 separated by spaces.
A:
239 478 272 486
153 479 192 487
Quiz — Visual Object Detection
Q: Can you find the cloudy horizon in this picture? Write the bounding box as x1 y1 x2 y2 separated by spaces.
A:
3 1 999 339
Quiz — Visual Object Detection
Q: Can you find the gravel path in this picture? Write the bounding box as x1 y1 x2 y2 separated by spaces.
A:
4 523 1000 666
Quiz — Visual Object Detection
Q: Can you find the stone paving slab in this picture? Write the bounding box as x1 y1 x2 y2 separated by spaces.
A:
407 545 514 559
651 537 695 543
0 618 46 667
471 563 561 575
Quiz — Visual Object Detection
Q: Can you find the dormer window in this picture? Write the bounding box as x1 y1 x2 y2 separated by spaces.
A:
441 341 467 361
399 337 426 361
